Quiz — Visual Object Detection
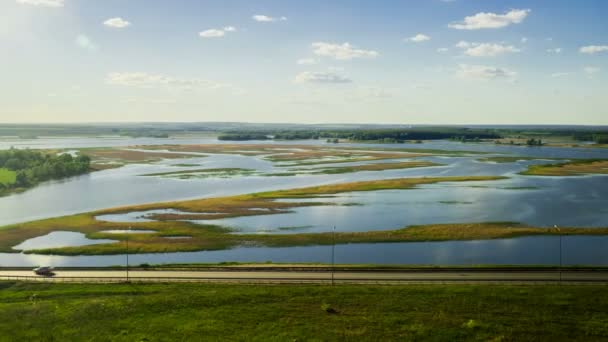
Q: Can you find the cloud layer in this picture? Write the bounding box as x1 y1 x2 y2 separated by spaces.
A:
294 71 352 84
199 27 237 38
106 72 225 90
580 45 608 54
312 42 379 60
16 0 63 7
457 42 520 57
252 15 287 22
449 9 530 30
457 64 516 80
75 34 97 52
297 58 319 65
103 18 131 29
407 34 431 43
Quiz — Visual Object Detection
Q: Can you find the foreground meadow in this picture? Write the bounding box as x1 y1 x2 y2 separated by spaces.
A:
0 282 607 341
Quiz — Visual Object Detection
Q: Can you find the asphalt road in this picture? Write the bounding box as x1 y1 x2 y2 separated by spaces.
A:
1 269 608 284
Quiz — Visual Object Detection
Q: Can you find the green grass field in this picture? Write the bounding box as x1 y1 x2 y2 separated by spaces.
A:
0 168 16 185
0 282 607 341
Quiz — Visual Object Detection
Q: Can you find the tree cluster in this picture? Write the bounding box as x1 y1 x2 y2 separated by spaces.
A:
526 138 543 146
0 148 91 192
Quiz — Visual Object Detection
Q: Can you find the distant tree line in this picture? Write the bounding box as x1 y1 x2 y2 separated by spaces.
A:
218 129 501 142
573 133 608 144
0 148 91 194
217 133 270 141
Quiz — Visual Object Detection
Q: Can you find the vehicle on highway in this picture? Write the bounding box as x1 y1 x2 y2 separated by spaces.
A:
33 266 55 276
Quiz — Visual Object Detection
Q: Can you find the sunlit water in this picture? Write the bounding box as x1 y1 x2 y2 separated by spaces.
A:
12 231 117 251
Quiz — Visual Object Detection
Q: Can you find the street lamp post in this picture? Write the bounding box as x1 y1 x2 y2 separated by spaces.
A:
331 225 336 286
126 226 130 282
559 231 563 284
555 225 562 284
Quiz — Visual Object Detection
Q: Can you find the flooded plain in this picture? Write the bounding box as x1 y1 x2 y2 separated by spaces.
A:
1 136 608 266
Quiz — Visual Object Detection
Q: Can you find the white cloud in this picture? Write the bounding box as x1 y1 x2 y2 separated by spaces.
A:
75 34 97 52
252 15 287 22
455 42 520 57
580 45 608 54
103 17 131 29
122 97 177 105
546 48 562 54
346 86 393 100
199 26 237 38
455 41 471 48
437 47 449 53
105 72 227 90
456 64 516 80
551 72 570 78
521 37 528 43
407 34 431 43
199 29 225 38
584 66 600 75
312 42 379 60
297 58 319 65
16 0 63 7
464 43 520 57
359 86 392 98
294 71 352 84
449 9 530 30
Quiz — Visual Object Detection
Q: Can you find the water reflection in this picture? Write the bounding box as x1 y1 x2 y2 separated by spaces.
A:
12 231 116 251
1 236 607 267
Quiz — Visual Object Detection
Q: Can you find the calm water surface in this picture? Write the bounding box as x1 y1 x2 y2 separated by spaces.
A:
1 137 607 266
2 236 607 267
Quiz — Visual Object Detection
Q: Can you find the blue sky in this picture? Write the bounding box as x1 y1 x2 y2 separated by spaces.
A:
1 0 607 124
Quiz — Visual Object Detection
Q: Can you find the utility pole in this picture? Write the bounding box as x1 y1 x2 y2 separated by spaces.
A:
559 229 563 284
126 226 130 282
331 225 336 286
555 225 562 284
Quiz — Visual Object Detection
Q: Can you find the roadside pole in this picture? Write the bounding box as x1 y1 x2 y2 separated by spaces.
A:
331 226 336 286
555 226 562 284
559 230 562 284
126 226 130 282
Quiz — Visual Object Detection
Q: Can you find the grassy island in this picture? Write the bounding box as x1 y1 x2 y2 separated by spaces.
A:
520 159 608 176
2 175 608 255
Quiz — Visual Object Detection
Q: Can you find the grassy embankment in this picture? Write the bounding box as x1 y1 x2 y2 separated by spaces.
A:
3 175 608 255
477 156 562 163
140 161 442 178
1 282 608 341
136 143 481 166
142 168 257 179
80 148 205 170
309 161 442 174
520 159 608 176
82 144 468 172
476 156 608 176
